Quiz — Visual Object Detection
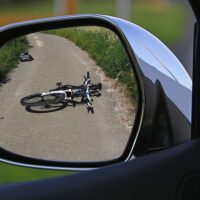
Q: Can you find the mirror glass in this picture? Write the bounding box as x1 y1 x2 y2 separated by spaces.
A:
0 26 138 162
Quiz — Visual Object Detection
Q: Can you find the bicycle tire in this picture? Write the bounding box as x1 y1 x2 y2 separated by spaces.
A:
20 93 60 107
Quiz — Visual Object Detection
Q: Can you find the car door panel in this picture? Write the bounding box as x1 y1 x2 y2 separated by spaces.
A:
1 140 200 200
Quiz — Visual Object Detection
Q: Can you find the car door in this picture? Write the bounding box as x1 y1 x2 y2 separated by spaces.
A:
0 0 200 199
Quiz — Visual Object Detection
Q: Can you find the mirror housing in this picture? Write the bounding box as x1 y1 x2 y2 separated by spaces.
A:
0 14 192 171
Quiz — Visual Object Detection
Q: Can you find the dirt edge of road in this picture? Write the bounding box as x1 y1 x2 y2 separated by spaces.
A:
96 68 137 132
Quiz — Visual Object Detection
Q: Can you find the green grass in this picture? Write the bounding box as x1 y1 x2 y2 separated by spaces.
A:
130 4 186 45
0 0 52 15
48 27 137 100
78 0 115 16
78 1 186 45
0 163 72 184
0 1 186 45
0 37 28 81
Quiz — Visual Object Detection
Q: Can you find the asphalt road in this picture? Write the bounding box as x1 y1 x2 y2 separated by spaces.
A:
0 33 133 162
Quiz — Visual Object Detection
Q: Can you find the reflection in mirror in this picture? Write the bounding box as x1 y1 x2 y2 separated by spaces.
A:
0 26 138 162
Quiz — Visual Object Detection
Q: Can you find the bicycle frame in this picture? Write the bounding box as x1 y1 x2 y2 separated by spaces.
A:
41 90 72 101
20 72 102 113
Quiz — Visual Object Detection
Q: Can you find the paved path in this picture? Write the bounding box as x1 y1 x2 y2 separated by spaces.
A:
0 33 133 162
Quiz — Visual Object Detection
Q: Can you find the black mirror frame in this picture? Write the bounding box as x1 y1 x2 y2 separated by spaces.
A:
0 14 143 171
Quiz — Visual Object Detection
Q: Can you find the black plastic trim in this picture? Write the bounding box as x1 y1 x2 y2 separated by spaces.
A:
189 0 200 139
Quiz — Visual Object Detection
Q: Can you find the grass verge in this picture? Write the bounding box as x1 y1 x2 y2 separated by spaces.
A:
0 37 28 82
0 163 72 184
48 27 138 100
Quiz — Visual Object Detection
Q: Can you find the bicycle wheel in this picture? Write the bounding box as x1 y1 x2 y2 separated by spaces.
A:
20 93 60 107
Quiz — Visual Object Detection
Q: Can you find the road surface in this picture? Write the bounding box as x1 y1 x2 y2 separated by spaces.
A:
0 33 134 162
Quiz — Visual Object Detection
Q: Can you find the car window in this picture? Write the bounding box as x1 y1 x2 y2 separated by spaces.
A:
0 0 192 184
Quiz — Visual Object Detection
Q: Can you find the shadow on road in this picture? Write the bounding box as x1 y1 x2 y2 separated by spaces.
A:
0 76 11 87
25 104 68 113
23 100 92 114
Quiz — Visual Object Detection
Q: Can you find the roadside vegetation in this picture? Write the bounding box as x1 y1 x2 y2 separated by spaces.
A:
78 0 186 45
0 163 71 184
0 1 186 46
48 27 138 100
0 37 28 82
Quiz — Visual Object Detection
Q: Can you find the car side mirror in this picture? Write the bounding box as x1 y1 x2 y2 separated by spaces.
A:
0 14 192 171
